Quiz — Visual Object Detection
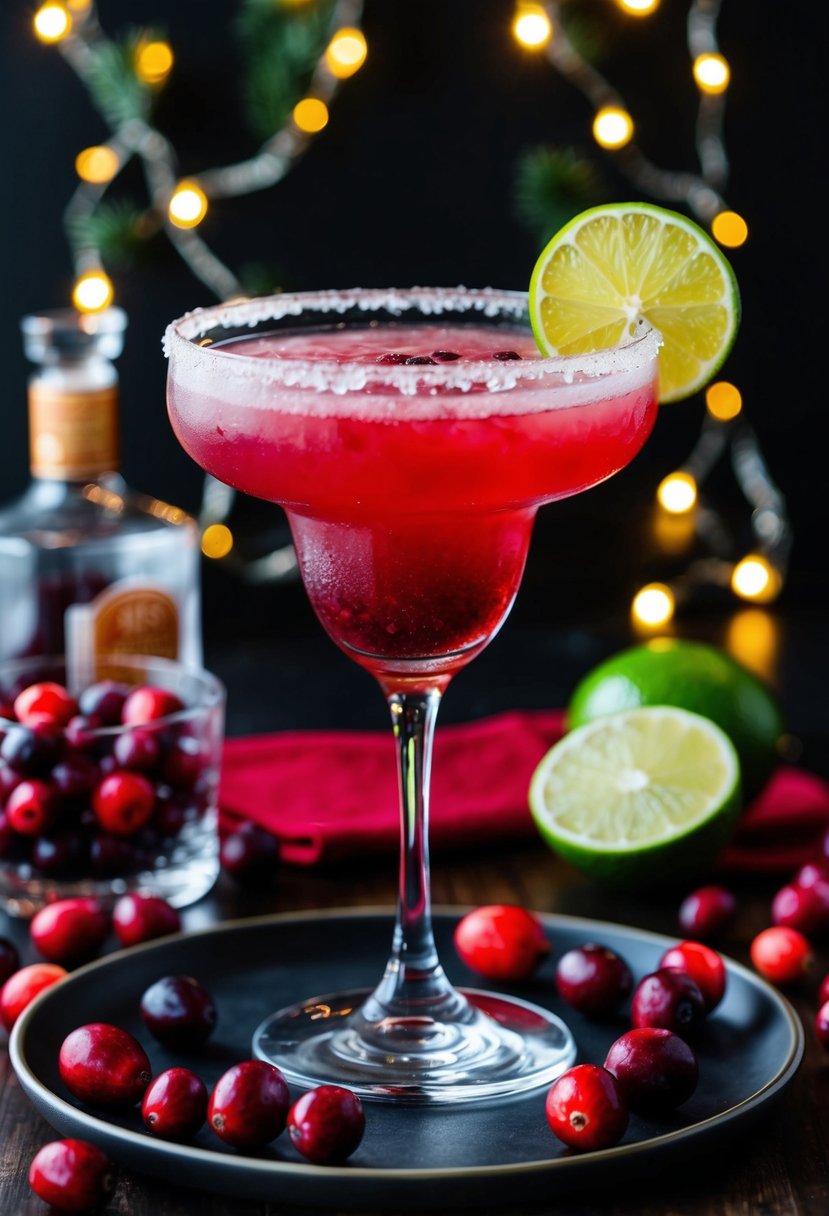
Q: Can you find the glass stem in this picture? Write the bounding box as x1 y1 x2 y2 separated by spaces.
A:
367 688 469 1023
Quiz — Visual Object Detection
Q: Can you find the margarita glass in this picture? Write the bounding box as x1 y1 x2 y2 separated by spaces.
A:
165 287 660 1103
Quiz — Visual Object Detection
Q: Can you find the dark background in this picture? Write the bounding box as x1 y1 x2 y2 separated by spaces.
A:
0 0 826 734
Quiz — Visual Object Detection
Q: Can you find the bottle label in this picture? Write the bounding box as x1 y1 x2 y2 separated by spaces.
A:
65 580 180 689
28 383 120 479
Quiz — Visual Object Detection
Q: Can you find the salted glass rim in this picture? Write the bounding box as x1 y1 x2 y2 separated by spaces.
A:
163 286 661 395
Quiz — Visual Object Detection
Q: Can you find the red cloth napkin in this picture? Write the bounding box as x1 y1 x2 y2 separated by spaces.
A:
219 709 829 875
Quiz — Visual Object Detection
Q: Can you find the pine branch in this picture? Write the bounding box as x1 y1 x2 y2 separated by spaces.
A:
67 199 153 267
82 30 160 127
514 145 606 242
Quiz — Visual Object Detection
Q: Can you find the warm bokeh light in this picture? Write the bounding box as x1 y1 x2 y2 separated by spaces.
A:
705 380 743 421
726 609 779 684
34 3 71 43
75 145 120 184
657 471 698 515
693 53 730 94
632 583 675 628
135 40 175 85
712 210 748 248
652 508 696 555
324 28 367 78
731 556 782 603
168 182 208 229
593 106 634 149
512 4 553 49
616 0 660 14
72 270 114 314
293 97 330 133
66 0 92 12
201 524 234 560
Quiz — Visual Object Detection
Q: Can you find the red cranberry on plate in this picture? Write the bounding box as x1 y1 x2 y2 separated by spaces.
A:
287 1084 366 1164
0 936 21 987
59 1023 152 1107
142 1067 208 1141
555 943 633 1017
545 1064 628 1152
112 894 181 948
630 968 707 1035
29 1138 114 1213
5 779 57 837
604 1027 698 1113
208 1060 290 1149
121 686 184 726
678 885 737 939
14 681 78 728
0 963 68 1032
453 905 550 982
750 926 814 985
30 898 110 966
140 975 217 1050
658 941 727 1012
220 821 279 887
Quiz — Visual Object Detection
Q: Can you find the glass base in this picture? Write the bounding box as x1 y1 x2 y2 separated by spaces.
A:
252 987 576 1104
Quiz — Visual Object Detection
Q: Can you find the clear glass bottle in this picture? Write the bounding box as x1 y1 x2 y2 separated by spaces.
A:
0 308 201 681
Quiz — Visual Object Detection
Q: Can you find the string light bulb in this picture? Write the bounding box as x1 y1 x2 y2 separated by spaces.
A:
693 53 730 95
168 181 208 229
657 471 697 515
593 106 634 149
201 524 234 560
731 555 782 603
293 97 329 133
72 270 114 313
512 4 552 50
324 27 367 78
705 380 742 421
33 3 72 43
616 0 660 14
135 40 174 85
712 210 748 248
632 583 675 628
75 145 119 184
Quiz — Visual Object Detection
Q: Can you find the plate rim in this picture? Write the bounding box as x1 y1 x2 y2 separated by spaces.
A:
10 906 805 1185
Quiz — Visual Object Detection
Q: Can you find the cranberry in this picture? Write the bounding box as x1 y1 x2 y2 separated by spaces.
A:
14 681 78 728
0 759 22 799
819 972 829 1006
30 898 110 966
121 685 184 726
678 885 737 939
29 1138 114 1212
92 771 156 836
5 778 57 836
31 831 86 876
404 355 437 365
88 833 138 876
604 1028 698 1113
220 821 279 886
1 722 60 775
431 350 461 361
113 728 162 773
794 860 829 888
51 755 99 803
545 1064 628 1152
816 1001 829 1050
208 1060 290 1149
375 352 407 364
160 736 202 790
152 792 188 839
555 943 633 1016
772 881 829 936
0 810 14 858
142 1067 208 1141
0 937 21 986
59 1023 152 1107
140 975 217 1049
630 968 707 1035
287 1085 366 1164
750 926 814 984
78 680 130 726
64 714 102 752
453 905 550 982
492 350 522 360
658 941 727 1012
112 893 181 947
0 962 68 1031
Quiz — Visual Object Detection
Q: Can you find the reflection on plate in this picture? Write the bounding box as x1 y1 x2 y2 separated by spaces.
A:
10 909 803 1211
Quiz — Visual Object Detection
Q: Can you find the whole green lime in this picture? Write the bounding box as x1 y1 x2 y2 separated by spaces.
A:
566 639 784 800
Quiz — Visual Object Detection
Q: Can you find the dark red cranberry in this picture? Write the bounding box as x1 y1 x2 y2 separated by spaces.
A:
0 936 20 986
121 686 184 726
59 1023 152 1107
64 714 102 752
31 831 86 876
545 1064 628 1151
630 968 707 1035
819 972 829 1006
92 771 155 836
0 810 13 858
113 728 162 773
161 736 202 789
5 779 57 836
375 352 407 364
287 1085 366 1164
112 893 181 947
152 792 188 839
78 680 129 725
29 1138 114 1212
88 833 138 876
142 1067 208 1141
220 821 279 886
453 904 550 982
431 350 461 361
816 1001 829 1051
793 860 829 888
14 681 78 728
555 943 633 1016
30 898 110 966
0 963 67 1031
678 885 737 939
51 755 99 803
492 350 522 360
604 1028 698 1113
0 759 22 799
404 355 437 365
140 975 217 1049
658 941 727 1012
772 881 829 936
1 722 60 775
208 1060 290 1149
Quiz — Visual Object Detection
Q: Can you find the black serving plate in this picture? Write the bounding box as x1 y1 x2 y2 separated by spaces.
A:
10 909 803 1211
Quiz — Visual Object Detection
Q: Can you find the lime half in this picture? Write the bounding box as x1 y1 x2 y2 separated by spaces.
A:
529 202 741 403
529 706 742 887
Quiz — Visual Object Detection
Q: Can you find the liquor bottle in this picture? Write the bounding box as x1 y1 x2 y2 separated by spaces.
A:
0 307 202 679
